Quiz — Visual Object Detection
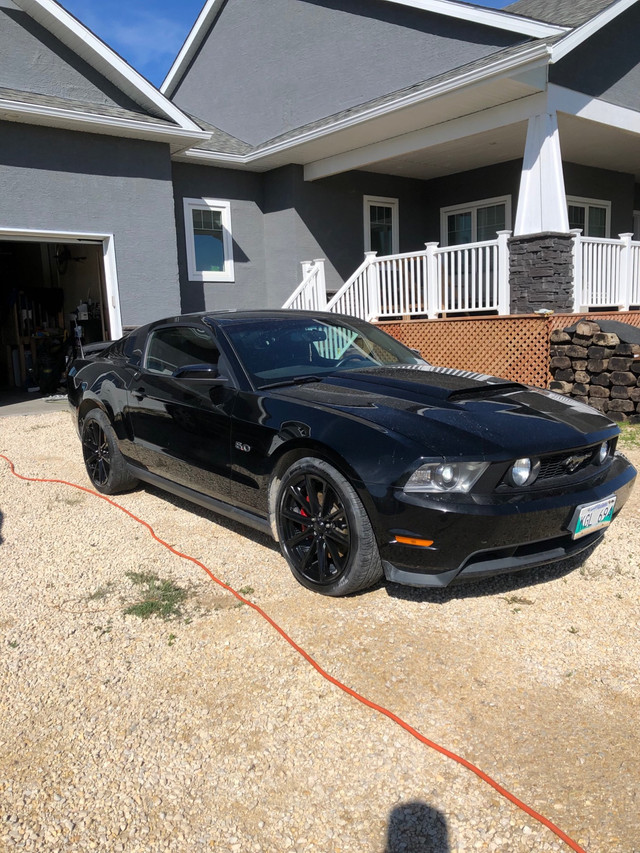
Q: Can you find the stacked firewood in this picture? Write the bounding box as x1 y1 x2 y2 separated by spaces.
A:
549 320 640 420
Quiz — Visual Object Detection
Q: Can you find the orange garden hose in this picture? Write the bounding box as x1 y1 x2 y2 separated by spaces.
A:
0 452 587 853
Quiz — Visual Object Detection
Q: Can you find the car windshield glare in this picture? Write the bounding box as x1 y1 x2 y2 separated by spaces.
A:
220 317 423 387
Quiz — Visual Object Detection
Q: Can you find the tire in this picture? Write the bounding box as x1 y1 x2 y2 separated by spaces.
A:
81 409 139 495
274 457 383 596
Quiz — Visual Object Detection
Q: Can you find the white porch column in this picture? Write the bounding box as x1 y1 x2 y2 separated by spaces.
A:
514 113 569 236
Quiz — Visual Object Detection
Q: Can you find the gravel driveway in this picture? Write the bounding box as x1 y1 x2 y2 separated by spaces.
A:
1 411 639 853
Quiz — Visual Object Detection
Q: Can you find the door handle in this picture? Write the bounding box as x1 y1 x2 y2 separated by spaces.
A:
133 387 146 400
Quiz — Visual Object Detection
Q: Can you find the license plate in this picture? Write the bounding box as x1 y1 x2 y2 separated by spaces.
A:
571 496 616 539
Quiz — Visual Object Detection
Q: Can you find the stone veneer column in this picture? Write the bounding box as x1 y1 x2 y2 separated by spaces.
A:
508 232 575 314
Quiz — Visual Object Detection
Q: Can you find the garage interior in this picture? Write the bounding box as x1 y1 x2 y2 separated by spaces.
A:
0 238 109 400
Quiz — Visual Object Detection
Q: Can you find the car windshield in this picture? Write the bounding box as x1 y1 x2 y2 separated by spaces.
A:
219 316 424 388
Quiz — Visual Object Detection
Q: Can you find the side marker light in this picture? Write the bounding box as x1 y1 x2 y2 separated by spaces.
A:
395 535 434 547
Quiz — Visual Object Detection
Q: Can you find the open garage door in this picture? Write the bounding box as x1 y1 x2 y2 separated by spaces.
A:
0 230 122 396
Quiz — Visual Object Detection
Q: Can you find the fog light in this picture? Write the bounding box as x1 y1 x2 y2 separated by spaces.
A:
596 441 609 465
508 457 539 487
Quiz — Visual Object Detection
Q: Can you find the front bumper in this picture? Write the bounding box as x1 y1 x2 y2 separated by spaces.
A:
375 454 636 588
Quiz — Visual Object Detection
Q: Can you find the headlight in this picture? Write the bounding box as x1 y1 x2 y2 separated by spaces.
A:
595 441 610 465
507 457 540 487
404 461 489 494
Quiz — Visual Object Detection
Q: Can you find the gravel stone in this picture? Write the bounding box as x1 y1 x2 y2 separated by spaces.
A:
1 412 639 853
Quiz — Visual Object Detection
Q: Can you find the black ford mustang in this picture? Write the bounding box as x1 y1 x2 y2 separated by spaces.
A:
68 310 636 596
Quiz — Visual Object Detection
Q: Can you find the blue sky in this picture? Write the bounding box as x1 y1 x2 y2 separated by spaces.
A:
61 0 509 89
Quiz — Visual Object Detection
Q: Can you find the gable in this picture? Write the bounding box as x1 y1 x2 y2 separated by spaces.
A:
0 6 144 114
170 0 532 146
550 2 640 110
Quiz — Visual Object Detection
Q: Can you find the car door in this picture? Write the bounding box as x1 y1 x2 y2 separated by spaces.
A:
124 323 236 501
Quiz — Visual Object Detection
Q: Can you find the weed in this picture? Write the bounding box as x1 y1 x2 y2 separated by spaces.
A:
168 634 177 646
123 571 189 621
238 586 254 596
502 595 534 606
615 592 623 599
8 640 18 648
94 620 113 637
564 671 575 678
568 625 579 634
88 582 115 601
60 495 84 507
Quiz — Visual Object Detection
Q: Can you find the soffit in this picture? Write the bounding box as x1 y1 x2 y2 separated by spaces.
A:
358 121 529 179
557 112 640 179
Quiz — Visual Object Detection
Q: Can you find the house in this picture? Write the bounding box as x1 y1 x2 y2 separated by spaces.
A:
2 0 640 388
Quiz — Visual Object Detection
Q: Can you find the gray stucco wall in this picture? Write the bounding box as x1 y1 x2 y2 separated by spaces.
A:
171 0 525 145
171 157 639 313
172 161 432 311
563 163 636 236
0 8 145 112
171 162 267 313
0 122 181 327
550 4 640 111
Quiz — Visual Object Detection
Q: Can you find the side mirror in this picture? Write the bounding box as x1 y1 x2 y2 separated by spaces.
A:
172 363 227 382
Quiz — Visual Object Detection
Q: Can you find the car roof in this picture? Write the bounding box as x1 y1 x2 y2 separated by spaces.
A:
148 309 356 327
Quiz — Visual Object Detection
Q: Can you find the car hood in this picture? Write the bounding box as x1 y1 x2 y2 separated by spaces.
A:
276 364 616 459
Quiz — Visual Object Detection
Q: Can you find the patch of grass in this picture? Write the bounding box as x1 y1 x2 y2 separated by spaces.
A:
238 586 254 596
123 571 189 621
618 422 640 449
168 633 177 646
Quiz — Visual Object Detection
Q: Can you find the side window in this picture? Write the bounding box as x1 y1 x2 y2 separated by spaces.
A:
145 327 220 375
364 196 399 255
183 198 234 282
440 197 510 246
567 196 610 238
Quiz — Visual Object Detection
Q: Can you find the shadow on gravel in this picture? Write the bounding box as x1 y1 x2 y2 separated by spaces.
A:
138 484 279 552
385 800 449 852
383 540 600 604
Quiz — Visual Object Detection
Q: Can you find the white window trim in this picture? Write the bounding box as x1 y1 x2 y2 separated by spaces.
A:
363 195 399 255
566 195 611 238
184 197 234 282
440 195 511 246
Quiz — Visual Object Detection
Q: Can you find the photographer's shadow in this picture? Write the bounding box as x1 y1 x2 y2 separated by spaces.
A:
385 800 449 853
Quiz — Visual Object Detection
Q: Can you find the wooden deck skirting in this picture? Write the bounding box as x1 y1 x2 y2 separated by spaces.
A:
380 312 640 389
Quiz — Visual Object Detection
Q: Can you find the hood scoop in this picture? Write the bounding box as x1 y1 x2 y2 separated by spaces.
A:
334 364 522 401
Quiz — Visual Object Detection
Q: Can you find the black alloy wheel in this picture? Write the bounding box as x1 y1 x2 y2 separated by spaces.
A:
280 471 351 585
275 457 383 595
81 409 139 495
82 418 112 487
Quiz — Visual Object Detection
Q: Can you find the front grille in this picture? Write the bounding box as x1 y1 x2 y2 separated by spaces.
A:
537 448 596 480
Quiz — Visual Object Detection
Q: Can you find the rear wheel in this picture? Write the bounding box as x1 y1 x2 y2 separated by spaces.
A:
81 409 138 494
275 457 383 596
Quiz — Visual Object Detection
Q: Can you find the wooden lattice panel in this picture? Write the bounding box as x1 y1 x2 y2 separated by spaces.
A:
380 311 640 389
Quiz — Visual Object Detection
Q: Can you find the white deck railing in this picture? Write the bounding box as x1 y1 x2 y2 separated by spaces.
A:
282 259 327 312
573 231 640 310
324 232 511 321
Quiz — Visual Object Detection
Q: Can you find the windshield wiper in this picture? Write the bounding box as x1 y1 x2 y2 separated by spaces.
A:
258 375 324 390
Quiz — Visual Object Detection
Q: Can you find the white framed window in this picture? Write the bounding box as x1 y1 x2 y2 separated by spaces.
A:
440 196 511 247
567 196 611 238
633 210 640 241
364 196 399 255
184 198 234 282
